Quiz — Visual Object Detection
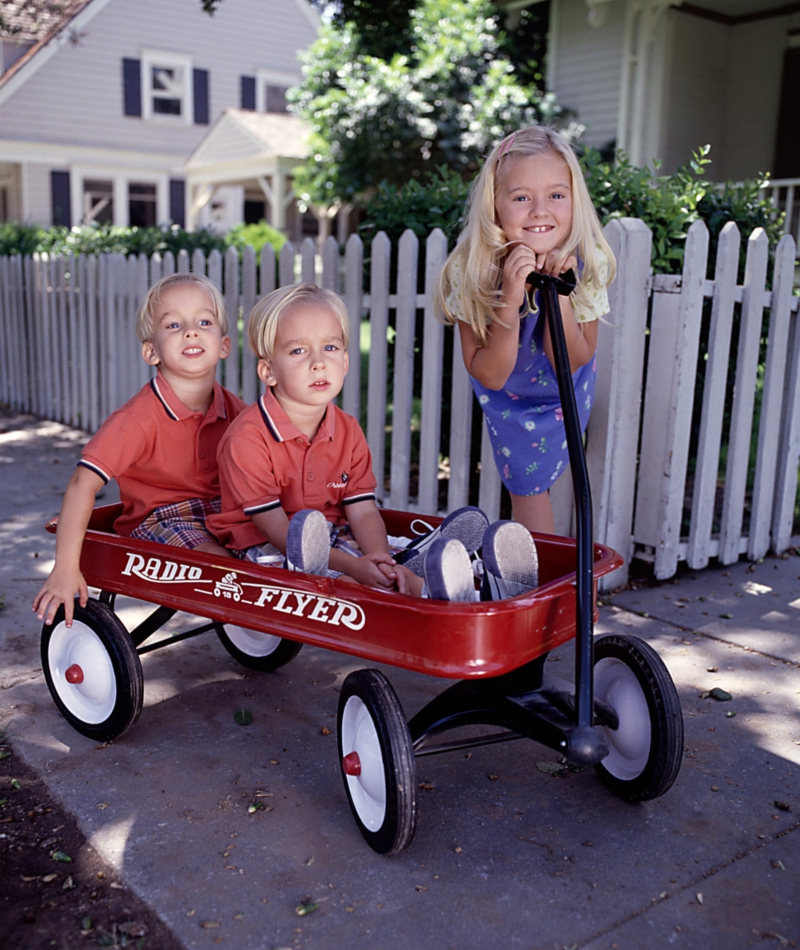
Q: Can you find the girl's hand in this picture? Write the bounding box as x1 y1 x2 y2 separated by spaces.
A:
501 243 540 308
33 565 88 627
529 249 578 278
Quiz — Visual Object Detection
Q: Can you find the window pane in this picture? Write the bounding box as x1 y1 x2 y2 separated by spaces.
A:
129 183 157 227
83 179 114 225
265 84 288 114
151 66 183 116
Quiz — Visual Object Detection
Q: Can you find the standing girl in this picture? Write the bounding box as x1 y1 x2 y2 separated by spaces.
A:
436 125 615 535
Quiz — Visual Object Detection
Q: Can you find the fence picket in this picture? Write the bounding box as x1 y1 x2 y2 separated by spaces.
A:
718 229 769 564
447 328 474 511
279 242 294 286
367 232 390 502
342 234 363 421
240 245 258 404
322 236 338 291
177 249 190 274
417 230 447 515
685 221 740 569
0 257 11 405
389 230 418 509
748 234 796 559
223 246 240 396
300 238 316 284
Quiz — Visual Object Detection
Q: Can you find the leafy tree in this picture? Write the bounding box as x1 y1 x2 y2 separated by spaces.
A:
289 0 576 216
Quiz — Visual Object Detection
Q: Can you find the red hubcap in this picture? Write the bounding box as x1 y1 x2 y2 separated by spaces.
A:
65 664 84 684
342 751 361 776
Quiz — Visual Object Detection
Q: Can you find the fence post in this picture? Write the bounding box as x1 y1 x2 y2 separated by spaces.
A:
588 217 652 590
748 232 795 559
389 230 418 509
685 222 740 569
718 228 769 564
634 220 708 580
772 296 800 553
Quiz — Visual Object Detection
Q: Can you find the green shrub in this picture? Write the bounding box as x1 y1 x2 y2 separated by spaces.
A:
581 145 785 275
225 220 287 256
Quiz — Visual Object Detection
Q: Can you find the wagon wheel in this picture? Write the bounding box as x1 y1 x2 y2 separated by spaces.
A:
337 669 417 855
216 624 302 672
593 634 683 802
41 599 143 742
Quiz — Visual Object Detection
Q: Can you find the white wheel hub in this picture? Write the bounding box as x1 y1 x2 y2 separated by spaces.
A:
340 695 386 830
48 620 116 724
595 656 651 780
225 626 281 657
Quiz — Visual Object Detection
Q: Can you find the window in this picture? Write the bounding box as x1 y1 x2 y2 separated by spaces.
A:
141 51 193 124
255 69 297 114
265 84 288 114
83 179 113 225
129 183 157 227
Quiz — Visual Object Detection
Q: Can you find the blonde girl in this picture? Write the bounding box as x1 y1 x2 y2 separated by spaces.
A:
436 125 616 534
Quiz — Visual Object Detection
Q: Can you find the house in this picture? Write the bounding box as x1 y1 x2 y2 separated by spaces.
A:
0 0 318 238
507 0 800 185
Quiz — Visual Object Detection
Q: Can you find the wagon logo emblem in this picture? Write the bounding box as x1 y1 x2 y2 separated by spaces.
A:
121 552 203 583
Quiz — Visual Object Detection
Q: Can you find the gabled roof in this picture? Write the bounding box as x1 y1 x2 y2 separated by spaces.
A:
186 108 310 170
0 0 99 91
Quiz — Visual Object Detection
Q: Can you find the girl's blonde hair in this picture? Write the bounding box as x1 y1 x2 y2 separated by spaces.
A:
436 125 616 346
136 273 229 343
247 283 350 362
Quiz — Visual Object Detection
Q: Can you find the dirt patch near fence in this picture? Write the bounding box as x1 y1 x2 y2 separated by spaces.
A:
0 739 183 950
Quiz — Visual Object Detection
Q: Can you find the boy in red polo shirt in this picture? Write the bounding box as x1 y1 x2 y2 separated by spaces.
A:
33 273 246 627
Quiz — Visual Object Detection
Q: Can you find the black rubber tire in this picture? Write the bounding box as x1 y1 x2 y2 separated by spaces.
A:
41 599 143 742
593 634 683 802
337 669 418 855
215 624 302 671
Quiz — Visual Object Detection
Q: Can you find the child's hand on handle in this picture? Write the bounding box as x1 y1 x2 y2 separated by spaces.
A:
33 565 88 627
528 248 578 279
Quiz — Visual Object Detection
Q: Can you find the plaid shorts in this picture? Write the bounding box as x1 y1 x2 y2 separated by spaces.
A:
130 497 222 550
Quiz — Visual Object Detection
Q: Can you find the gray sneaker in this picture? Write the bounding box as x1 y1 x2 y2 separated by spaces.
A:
481 521 539 600
423 538 476 602
285 510 331 576
397 506 490 578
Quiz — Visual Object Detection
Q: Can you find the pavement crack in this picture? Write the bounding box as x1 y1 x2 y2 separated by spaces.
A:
573 819 800 949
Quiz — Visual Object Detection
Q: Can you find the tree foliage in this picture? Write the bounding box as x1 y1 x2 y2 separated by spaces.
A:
289 0 577 209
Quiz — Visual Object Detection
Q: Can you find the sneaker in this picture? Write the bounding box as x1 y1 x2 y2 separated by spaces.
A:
396 506 490 577
285 510 331 576
423 538 477 602
481 521 539 600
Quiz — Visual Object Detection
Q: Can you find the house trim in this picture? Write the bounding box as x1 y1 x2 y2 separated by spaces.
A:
0 138 187 172
0 0 114 107
140 49 195 126
69 164 169 226
679 2 800 25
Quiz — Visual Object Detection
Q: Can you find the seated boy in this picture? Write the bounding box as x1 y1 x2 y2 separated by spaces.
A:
33 273 246 627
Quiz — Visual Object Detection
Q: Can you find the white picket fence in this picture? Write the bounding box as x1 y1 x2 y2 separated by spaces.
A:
1 218 798 589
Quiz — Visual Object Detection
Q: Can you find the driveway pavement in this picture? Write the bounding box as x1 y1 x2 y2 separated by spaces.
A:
1 407 798 950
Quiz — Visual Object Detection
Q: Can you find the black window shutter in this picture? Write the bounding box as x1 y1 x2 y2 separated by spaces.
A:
240 75 256 110
193 68 209 124
122 58 142 117
51 170 72 227
169 179 186 228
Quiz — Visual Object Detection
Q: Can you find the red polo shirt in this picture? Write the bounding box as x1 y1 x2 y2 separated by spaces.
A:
208 389 377 551
79 374 246 537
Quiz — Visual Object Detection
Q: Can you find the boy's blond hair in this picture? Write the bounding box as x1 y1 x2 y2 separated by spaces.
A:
136 273 229 343
436 125 616 347
247 283 350 361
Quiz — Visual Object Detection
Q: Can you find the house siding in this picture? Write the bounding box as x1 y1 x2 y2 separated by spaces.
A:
0 0 316 156
660 13 729 176
550 0 625 151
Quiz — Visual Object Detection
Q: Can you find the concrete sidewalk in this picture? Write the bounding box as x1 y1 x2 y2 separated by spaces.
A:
1 407 798 950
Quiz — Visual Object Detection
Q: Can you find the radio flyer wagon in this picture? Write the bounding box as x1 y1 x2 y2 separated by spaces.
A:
39 274 684 855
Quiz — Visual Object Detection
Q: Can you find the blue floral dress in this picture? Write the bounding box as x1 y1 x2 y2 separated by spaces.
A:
456 248 611 497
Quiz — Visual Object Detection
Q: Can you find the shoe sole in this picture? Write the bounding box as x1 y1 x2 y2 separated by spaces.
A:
482 522 538 598
285 510 331 576
424 538 475 602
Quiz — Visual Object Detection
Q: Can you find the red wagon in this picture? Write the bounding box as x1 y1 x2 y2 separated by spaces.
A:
39 273 684 853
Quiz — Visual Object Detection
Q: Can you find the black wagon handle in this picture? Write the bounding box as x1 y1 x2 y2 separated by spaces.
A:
527 269 600 757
